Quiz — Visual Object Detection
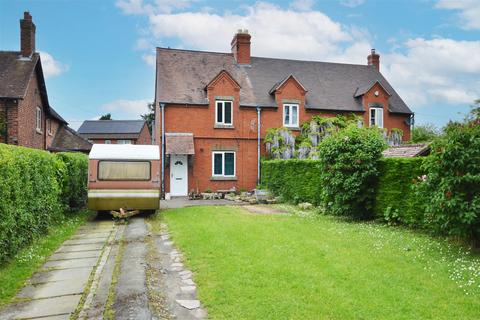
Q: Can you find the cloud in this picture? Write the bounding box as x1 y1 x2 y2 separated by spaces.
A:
116 0 196 15
146 2 371 63
101 99 152 118
340 0 365 8
289 0 315 11
39 51 68 78
382 38 480 106
142 53 156 67
436 0 480 30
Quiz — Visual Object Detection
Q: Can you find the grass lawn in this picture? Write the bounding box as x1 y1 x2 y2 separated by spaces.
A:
154 205 480 320
0 210 93 307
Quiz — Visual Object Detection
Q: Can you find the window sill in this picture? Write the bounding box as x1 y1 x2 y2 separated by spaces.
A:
214 124 235 129
211 176 238 181
284 126 301 131
36 129 43 134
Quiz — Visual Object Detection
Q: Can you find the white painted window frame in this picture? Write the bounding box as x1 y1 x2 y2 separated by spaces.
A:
283 103 299 128
35 107 42 132
105 140 112 144
117 139 132 144
369 107 384 128
215 100 233 125
212 151 236 177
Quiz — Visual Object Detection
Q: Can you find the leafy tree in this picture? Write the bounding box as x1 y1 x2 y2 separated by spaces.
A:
141 103 155 136
99 113 112 120
418 101 480 241
318 125 386 219
411 123 440 143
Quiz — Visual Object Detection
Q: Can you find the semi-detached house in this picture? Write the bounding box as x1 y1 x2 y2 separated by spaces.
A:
154 30 413 197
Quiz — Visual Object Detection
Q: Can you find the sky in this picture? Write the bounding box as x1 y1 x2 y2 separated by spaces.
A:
0 0 479 130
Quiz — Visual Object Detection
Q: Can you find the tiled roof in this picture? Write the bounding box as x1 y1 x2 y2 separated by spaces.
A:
49 125 92 152
78 120 146 135
155 47 412 114
382 144 430 158
0 51 38 99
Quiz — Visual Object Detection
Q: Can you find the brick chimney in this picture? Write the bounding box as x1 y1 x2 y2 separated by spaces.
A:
20 12 36 58
231 29 251 65
367 48 380 71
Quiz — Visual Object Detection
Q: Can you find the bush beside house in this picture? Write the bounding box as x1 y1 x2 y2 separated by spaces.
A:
0 144 88 264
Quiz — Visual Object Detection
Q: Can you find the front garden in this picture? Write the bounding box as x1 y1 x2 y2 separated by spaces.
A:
156 205 480 319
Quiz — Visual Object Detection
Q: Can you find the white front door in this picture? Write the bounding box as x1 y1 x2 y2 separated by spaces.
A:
170 155 188 196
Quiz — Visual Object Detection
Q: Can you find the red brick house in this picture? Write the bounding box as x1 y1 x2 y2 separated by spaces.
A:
154 30 413 196
0 12 91 153
78 120 152 145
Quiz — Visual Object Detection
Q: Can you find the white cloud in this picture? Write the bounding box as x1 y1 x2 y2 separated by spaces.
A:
146 2 371 62
142 53 156 67
382 38 480 106
101 99 152 118
39 51 68 78
290 0 315 11
116 0 196 15
436 0 480 30
340 0 365 8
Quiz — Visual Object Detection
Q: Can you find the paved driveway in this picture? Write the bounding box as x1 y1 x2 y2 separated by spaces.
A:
0 215 206 320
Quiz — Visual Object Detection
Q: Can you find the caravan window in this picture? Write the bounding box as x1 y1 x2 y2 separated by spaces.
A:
98 161 150 181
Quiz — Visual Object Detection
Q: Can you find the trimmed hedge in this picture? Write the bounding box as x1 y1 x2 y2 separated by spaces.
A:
0 144 88 264
56 152 88 209
374 158 425 225
261 159 322 205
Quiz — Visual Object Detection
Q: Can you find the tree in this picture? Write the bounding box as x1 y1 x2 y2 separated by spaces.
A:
99 113 112 120
411 123 440 143
141 103 155 136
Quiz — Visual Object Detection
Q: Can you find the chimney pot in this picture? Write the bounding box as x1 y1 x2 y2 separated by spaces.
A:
231 30 251 65
20 11 36 58
367 48 380 71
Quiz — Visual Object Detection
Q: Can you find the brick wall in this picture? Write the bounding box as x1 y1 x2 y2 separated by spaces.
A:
46 117 61 149
137 123 152 145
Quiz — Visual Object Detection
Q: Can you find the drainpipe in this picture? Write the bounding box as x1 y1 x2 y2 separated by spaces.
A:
161 103 165 198
257 106 261 186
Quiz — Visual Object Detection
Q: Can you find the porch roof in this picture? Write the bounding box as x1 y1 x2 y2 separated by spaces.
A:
165 133 195 155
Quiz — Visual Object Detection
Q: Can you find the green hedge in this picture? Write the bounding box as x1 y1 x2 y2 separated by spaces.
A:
261 159 322 205
56 152 88 209
374 158 425 225
0 144 88 264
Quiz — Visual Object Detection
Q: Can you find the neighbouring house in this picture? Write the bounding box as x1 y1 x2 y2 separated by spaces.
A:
154 30 414 196
383 143 430 158
78 120 152 145
0 12 91 152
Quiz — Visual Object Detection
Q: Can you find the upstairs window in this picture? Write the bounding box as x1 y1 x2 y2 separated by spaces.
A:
35 107 42 132
369 107 384 128
283 104 299 127
105 140 112 144
212 151 235 177
47 118 52 135
215 100 233 125
118 139 132 144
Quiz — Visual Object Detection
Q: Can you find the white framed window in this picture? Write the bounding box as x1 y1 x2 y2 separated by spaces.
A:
283 104 299 127
117 139 132 144
47 118 52 135
215 100 233 125
105 140 112 144
35 107 42 132
369 107 384 128
212 151 235 177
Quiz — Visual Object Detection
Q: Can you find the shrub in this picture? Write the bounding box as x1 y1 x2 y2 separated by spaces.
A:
317 125 386 219
411 123 440 143
0 145 88 264
261 159 322 205
374 158 425 225
56 152 88 209
417 105 480 240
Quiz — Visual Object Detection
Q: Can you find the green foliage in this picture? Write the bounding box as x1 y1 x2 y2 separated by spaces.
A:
317 125 386 219
99 113 112 120
261 159 322 204
411 123 440 143
417 106 480 240
0 145 88 264
141 102 154 136
56 152 88 209
374 158 425 225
